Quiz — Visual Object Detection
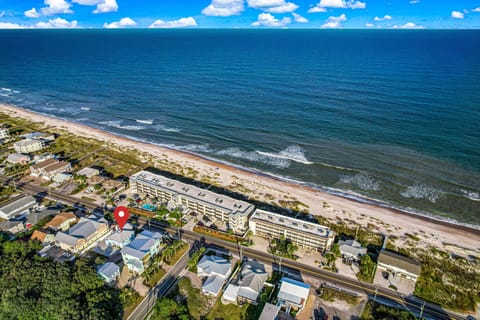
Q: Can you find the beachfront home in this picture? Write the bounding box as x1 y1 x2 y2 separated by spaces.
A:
277 277 310 311
97 262 121 283
223 260 268 304
6 153 30 165
0 127 9 139
14 139 45 153
55 215 109 253
30 158 72 180
77 167 100 178
198 254 232 297
22 132 56 142
130 170 255 234
249 209 335 252
0 220 25 235
105 223 135 248
121 230 162 274
45 212 77 232
377 250 421 282
0 195 37 219
338 239 367 262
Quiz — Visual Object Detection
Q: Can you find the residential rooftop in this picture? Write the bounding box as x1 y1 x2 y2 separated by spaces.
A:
131 170 254 216
378 250 421 276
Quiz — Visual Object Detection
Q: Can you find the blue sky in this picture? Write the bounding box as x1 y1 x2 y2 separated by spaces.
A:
0 0 479 29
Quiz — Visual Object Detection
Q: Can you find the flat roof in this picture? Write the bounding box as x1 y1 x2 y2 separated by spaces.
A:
14 139 43 148
131 171 254 216
251 209 332 238
378 250 421 275
0 195 36 217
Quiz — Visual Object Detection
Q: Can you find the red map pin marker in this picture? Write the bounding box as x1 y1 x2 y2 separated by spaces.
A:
113 206 130 230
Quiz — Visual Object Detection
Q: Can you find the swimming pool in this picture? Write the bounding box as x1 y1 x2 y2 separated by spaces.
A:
142 203 157 212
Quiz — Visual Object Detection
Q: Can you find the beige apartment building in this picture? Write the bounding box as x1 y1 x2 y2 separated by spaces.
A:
249 209 335 252
130 171 254 234
14 139 45 153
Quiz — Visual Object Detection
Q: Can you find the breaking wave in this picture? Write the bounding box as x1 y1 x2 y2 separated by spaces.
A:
256 145 313 165
218 147 290 169
99 120 145 131
461 189 480 201
401 184 442 203
152 124 181 133
340 172 381 191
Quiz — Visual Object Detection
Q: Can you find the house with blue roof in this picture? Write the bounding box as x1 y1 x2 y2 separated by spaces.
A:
121 230 162 274
277 277 310 312
97 262 120 283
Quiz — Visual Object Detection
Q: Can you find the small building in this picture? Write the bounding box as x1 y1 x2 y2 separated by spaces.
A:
45 212 78 232
277 277 310 311
102 179 125 193
23 132 56 142
198 255 232 297
0 220 25 234
97 262 121 283
6 153 30 165
77 167 100 178
25 209 57 229
30 230 55 244
0 127 9 139
14 139 45 153
105 223 135 248
55 215 109 253
259 303 280 320
30 158 71 180
377 250 421 282
121 230 162 274
223 260 268 304
52 172 73 184
0 195 37 219
338 239 367 262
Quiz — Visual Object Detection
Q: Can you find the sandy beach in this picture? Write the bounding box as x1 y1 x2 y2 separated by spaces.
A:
2 103 479 257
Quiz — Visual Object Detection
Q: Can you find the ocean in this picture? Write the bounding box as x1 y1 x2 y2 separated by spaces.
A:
0 29 479 225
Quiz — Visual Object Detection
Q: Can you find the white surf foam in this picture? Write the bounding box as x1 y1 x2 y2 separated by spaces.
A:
80 107 90 111
136 119 154 125
461 189 480 201
99 120 145 131
178 144 214 153
340 172 381 191
401 184 442 203
256 145 313 165
1 88 12 92
152 124 181 132
218 147 290 169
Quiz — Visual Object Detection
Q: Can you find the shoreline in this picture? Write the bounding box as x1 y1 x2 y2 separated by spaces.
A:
2 102 480 255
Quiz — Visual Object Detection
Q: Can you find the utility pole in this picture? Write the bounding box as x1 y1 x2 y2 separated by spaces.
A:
419 301 425 319
373 286 378 302
279 256 282 275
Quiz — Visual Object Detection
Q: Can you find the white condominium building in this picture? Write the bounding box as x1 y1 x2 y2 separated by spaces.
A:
130 170 254 234
249 209 335 252
14 139 45 153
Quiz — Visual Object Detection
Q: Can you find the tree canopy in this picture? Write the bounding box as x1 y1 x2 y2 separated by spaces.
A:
0 240 122 319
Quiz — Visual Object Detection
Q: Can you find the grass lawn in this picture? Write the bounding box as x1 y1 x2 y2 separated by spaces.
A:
144 268 166 287
178 277 209 320
206 300 263 320
122 295 144 320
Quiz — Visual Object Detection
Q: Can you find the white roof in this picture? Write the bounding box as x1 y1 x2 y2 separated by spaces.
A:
236 261 268 301
68 216 107 239
338 239 367 257
198 255 232 278
77 167 100 177
259 303 280 320
131 170 254 217
202 274 226 296
106 228 134 246
55 231 80 247
277 277 310 306
0 195 36 218
251 209 333 238
223 284 240 301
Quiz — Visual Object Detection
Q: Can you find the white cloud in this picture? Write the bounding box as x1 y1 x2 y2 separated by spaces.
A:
473 7 480 12
393 22 423 29
365 22 374 27
321 13 347 28
251 12 291 27
409 0 420 3
309 0 365 12
25 8 41 18
451 11 464 19
247 0 299 13
103 17 136 28
36 18 78 28
93 0 118 13
292 12 308 23
202 0 244 16
72 0 118 13
374 14 391 21
308 7 327 13
41 0 73 15
0 22 25 29
149 17 198 28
